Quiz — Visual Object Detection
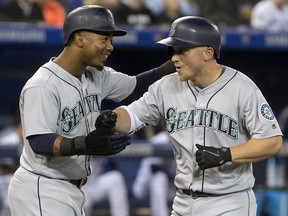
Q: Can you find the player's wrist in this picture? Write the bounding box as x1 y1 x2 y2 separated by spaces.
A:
59 136 86 156
220 147 232 163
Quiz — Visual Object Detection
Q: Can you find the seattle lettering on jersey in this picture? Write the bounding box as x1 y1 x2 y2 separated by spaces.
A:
60 94 101 133
166 107 238 139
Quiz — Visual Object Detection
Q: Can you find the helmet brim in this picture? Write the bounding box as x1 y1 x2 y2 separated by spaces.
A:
157 37 200 47
95 26 127 36
110 27 127 36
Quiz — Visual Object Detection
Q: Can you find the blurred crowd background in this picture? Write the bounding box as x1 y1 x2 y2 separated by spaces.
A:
0 0 288 216
0 0 287 30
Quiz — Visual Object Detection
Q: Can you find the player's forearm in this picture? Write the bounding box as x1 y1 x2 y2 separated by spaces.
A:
121 60 175 105
114 107 131 134
230 136 283 163
28 134 102 156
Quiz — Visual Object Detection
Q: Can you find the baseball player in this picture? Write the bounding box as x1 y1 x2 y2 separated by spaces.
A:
132 121 175 216
107 16 283 215
7 5 176 216
82 158 129 216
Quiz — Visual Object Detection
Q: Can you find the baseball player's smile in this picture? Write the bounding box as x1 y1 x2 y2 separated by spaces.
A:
101 53 110 62
102 55 108 61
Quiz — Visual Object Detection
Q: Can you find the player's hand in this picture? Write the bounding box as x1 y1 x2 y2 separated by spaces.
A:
84 129 131 155
110 133 131 154
195 144 231 170
84 111 131 155
95 110 117 129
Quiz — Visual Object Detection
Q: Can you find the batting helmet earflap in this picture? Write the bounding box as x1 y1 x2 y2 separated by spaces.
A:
63 5 127 45
157 16 221 58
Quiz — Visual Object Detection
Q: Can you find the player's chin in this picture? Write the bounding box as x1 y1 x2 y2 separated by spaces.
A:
178 74 188 82
95 65 104 70
92 61 105 70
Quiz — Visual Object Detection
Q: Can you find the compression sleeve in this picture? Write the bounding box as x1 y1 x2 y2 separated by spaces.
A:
121 60 175 105
121 106 146 134
28 133 89 156
28 133 58 156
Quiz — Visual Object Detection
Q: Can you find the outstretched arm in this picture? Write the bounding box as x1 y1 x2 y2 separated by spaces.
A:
114 106 147 135
114 107 132 134
27 111 130 156
121 60 175 105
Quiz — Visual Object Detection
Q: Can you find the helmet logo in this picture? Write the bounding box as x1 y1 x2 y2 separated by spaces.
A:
169 22 177 37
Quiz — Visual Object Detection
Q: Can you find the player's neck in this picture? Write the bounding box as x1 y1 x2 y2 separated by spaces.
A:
197 64 223 88
54 50 86 76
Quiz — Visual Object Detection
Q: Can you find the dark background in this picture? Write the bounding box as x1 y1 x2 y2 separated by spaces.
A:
1 45 288 119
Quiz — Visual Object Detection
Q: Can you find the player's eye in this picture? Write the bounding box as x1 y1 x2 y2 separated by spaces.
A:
173 48 191 55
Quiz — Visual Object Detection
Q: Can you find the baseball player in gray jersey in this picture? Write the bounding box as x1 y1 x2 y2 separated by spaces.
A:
7 5 176 216
105 16 283 216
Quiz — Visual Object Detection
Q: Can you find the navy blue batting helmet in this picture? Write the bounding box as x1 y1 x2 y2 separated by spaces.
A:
157 16 221 58
63 5 127 45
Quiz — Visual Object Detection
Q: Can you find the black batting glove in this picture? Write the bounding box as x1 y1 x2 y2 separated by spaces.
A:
62 111 129 156
84 111 131 155
110 133 131 154
83 130 131 156
83 110 117 155
195 144 232 170
95 110 117 129
84 127 113 155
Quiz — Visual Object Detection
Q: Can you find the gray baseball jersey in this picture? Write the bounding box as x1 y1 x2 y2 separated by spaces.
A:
19 58 136 180
127 65 282 194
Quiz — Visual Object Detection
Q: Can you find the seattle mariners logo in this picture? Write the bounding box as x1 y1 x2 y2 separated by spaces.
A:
165 107 238 139
59 94 101 133
169 22 177 37
260 103 275 121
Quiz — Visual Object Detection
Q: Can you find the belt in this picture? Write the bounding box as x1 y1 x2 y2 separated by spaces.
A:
68 177 87 189
176 187 215 199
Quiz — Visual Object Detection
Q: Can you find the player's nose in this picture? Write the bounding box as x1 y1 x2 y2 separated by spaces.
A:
107 43 113 52
171 54 179 63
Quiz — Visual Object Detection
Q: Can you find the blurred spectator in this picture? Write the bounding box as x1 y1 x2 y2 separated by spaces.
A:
0 0 43 22
250 0 288 31
143 0 163 15
114 0 157 28
0 103 22 216
200 0 258 27
82 157 129 216
0 104 22 153
238 2 253 26
155 0 185 27
132 121 175 216
143 0 199 17
0 158 18 216
197 0 240 26
0 0 66 26
180 0 200 16
40 0 66 26
82 0 119 13
155 0 199 27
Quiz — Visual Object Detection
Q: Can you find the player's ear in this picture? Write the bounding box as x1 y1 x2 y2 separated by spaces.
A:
74 32 84 47
203 47 215 61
